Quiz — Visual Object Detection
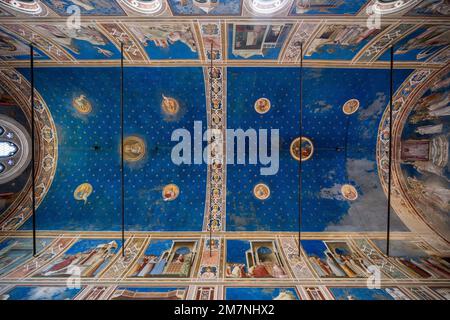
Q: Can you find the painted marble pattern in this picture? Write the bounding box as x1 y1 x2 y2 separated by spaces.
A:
108 286 187 300
41 0 125 16
129 23 199 60
167 0 242 16
289 0 369 15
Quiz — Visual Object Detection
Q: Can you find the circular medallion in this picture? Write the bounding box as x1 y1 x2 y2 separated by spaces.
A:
162 184 179 201
253 183 270 200
342 99 360 115
341 184 358 201
254 98 271 114
123 136 146 162
74 183 93 204
72 95 92 114
290 137 314 161
161 95 180 115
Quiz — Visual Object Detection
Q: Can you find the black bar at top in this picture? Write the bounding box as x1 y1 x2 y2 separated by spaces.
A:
30 44 36 256
386 46 394 257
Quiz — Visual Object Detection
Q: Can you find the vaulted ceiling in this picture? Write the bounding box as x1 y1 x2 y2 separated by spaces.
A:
0 0 449 237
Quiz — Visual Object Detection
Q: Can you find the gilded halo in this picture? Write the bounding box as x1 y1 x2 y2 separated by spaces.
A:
290 137 314 161
123 136 146 162
341 184 358 201
161 94 180 115
254 98 271 114
162 184 180 201
253 183 270 200
72 95 92 114
73 182 93 204
342 98 360 115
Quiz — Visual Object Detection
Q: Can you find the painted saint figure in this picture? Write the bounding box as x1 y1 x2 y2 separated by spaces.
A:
73 183 93 204
342 98 360 115
162 95 180 115
341 184 358 201
123 136 146 162
162 184 179 201
253 183 270 200
72 94 92 114
254 98 271 114
290 137 314 161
